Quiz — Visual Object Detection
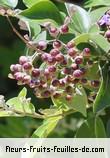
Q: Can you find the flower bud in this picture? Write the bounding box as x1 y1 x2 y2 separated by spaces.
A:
50 49 60 57
73 69 83 78
48 66 56 73
71 63 78 70
23 75 31 84
60 25 69 34
41 90 51 98
14 72 24 81
53 41 62 49
19 56 29 65
83 48 91 57
23 62 32 70
105 30 110 38
41 53 49 61
52 79 60 87
49 27 59 37
55 53 64 62
67 41 75 48
74 56 83 65
67 48 77 57
32 68 40 77
37 40 47 50
10 64 22 72
63 67 72 75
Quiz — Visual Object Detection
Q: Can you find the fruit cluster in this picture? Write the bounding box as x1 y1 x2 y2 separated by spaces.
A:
9 18 100 101
98 10 110 40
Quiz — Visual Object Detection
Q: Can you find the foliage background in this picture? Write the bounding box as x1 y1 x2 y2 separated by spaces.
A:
0 0 110 138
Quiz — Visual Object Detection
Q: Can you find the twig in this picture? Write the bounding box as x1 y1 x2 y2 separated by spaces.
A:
6 15 28 44
6 16 41 52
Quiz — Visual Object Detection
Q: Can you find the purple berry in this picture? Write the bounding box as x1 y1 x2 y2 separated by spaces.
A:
55 53 64 62
10 64 15 72
53 41 62 49
32 68 40 77
67 41 75 48
41 53 49 61
50 49 60 57
10 64 22 72
23 75 31 83
66 75 73 83
47 56 56 64
60 25 69 34
80 68 86 75
48 66 56 73
52 79 60 87
19 56 28 65
67 48 77 57
83 48 91 57
14 72 23 81
49 27 59 37
37 40 47 50
63 68 72 75
59 79 66 87
73 69 83 78
74 56 83 65
23 62 32 70
105 30 110 38
71 63 78 70
42 90 51 98
81 78 87 84
60 58 67 66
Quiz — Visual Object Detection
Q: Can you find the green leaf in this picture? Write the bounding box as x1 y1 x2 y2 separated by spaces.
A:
84 0 110 8
90 34 110 53
20 0 63 25
6 97 35 114
76 116 106 138
29 21 41 38
33 31 46 42
52 87 87 116
6 88 35 114
86 63 100 80
107 119 110 138
74 33 90 45
89 24 100 33
18 17 41 38
0 0 18 8
23 0 40 7
95 117 106 138
73 33 109 56
32 116 61 138
66 4 91 33
93 64 110 113
90 7 110 23
76 118 95 138
18 87 27 97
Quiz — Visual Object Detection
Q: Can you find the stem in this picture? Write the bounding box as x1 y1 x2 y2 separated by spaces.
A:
6 16 41 52
10 108 75 120
12 109 45 119
6 16 28 44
